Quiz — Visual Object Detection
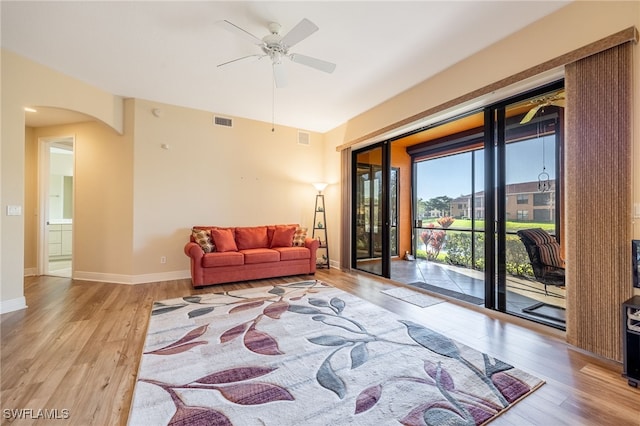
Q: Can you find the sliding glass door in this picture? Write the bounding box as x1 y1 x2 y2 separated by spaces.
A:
413 149 485 302
497 86 565 324
349 81 565 328
353 143 391 277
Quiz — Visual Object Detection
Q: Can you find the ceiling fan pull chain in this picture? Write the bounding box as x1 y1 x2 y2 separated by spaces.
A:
272 66 276 132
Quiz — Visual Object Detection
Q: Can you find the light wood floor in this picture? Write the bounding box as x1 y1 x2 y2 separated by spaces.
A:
1 270 638 425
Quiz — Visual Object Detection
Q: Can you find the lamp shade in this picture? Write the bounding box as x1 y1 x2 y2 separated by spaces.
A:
313 182 328 193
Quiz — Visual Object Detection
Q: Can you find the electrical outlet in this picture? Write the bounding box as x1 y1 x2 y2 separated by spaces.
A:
160 256 167 264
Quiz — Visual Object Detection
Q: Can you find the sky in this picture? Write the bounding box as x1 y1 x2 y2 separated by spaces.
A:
416 135 556 201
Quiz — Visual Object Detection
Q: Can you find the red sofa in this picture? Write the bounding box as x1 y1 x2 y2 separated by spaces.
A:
184 224 319 288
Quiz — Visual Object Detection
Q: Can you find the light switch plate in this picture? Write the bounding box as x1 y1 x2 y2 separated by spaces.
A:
6 205 22 216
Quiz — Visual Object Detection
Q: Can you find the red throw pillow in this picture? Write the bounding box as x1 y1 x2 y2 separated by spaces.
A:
210 228 238 252
270 225 297 248
235 226 269 250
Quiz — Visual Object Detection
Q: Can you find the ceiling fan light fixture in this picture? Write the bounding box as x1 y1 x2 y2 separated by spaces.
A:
267 22 281 35
218 17 336 88
271 51 283 64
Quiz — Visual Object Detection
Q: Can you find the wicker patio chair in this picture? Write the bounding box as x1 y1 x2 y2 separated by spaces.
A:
516 228 565 295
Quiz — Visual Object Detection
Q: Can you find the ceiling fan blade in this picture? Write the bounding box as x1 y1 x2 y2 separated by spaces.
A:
217 54 263 68
520 105 542 124
289 53 336 73
551 98 566 108
218 20 264 45
273 62 287 88
280 18 318 49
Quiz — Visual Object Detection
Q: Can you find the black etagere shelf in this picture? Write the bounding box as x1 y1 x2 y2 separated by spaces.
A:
312 194 329 269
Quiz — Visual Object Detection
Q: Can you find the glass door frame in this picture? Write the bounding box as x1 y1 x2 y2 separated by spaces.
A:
351 141 392 278
485 79 565 312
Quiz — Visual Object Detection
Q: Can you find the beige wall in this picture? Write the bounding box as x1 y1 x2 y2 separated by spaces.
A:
2 49 124 311
130 99 325 278
321 123 346 267
338 2 639 145
19 97 325 287
3 1 640 312
25 113 135 279
23 127 37 272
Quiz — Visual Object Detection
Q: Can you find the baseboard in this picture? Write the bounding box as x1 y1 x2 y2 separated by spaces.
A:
24 267 38 277
73 270 191 285
0 297 28 314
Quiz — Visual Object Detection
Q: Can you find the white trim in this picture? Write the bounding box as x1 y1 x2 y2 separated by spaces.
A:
73 270 191 285
0 297 28 314
24 267 38 276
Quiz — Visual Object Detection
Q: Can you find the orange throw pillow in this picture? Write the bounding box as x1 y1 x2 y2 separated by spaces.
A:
270 225 297 248
210 228 238 252
235 226 268 250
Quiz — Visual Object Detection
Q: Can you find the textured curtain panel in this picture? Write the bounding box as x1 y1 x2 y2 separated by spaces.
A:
340 148 352 270
565 42 633 361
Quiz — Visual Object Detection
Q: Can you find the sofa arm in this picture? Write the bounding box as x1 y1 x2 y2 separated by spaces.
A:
184 242 205 286
305 237 320 251
184 242 204 260
305 237 320 273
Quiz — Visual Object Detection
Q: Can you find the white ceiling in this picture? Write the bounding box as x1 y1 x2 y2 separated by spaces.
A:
2 1 570 133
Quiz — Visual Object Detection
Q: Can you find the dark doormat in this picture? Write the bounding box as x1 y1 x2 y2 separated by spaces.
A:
407 281 484 305
523 302 566 323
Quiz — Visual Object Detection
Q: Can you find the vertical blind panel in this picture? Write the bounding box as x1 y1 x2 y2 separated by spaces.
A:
565 42 633 361
340 148 352 270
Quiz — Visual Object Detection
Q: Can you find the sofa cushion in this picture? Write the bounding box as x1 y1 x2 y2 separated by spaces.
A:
270 225 297 248
241 248 280 264
273 246 311 261
292 226 308 247
520 228 556 245
192 228 215 253
202 251 244 267
267 224 298 241
538 241 564 268
210 228 238 252
235 226 268 250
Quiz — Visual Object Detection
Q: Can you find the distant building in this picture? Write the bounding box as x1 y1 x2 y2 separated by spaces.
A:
449 180 556 222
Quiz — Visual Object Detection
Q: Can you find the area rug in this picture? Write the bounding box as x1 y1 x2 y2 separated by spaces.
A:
129 280 543 425
381 286 445 308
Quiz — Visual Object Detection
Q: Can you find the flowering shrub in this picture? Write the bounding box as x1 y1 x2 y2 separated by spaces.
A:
420 224 447 260
437 216 455 229
419 218 455 260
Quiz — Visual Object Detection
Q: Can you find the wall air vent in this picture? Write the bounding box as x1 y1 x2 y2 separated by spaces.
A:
214 116 233 127
298 131 310 146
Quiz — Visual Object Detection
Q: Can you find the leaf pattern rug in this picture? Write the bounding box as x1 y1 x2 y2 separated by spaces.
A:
129 280 544 425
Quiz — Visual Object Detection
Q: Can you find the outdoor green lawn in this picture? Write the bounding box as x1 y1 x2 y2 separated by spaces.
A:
416 218 554 276
419 218 555 232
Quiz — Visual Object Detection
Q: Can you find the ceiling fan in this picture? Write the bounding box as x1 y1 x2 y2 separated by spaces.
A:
519 90 566 124
217 18 336 88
